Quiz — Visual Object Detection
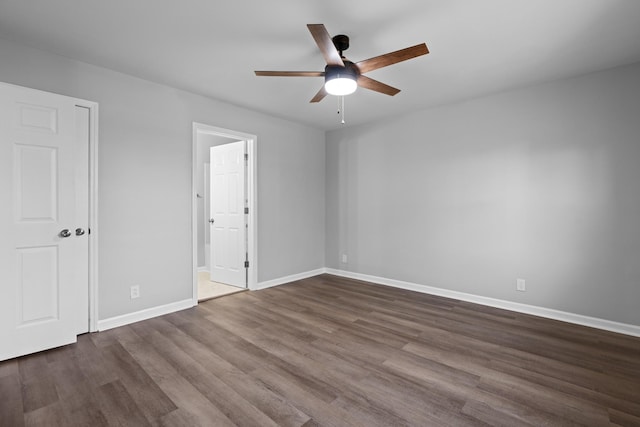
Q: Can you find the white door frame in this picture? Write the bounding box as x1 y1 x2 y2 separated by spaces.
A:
82 100 99 333
191 122 257 303
0 82 99 334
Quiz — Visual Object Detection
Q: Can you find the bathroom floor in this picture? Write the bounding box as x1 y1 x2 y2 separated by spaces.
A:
197 271 246 301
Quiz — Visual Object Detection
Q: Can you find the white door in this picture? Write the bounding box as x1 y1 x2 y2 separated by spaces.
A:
209 141 246 287
0 83 89 361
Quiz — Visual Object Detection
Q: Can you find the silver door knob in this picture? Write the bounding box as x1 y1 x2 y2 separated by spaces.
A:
75 228 85 236
209 218 215 224
59 229 71 238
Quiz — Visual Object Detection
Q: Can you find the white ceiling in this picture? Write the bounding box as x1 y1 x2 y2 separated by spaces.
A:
1 0 640 130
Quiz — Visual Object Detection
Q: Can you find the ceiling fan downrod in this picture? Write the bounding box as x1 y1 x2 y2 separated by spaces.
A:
332 34 350 58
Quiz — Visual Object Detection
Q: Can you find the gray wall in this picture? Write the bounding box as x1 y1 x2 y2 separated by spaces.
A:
3 36 638 328
0 38 326 320
326 62 640 326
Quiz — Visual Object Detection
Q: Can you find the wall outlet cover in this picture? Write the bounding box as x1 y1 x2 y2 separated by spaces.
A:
130 285 140 299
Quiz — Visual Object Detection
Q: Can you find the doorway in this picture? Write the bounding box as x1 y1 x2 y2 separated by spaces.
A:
192 123 257 304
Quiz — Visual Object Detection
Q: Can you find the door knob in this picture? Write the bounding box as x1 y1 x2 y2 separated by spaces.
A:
209 218 215 224
75 228 85 236
59 229 71 238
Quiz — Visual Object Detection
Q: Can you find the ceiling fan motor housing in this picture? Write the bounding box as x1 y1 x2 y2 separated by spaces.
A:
332 34 350 55
324 61 359 80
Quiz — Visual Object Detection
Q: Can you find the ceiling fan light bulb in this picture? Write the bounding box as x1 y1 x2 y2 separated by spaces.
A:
325 77 357 96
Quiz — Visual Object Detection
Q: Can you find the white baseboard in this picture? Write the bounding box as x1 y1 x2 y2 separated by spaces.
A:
325 268 640 338
95 268 640 338
254 268 326 291
96 267 324 331
197 266 208 272
97 298 195 331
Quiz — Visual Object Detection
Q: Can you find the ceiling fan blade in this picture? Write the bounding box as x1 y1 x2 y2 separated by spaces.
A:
255 71 324 77
357 75 400 96
307 24 344 67
310 86 328 103
356 43 429 74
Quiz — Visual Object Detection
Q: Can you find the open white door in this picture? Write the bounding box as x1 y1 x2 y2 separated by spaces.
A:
209 141 246 288
0 83 89 361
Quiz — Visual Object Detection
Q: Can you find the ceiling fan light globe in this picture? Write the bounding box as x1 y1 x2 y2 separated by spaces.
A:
325 77 357 96
324 64 358 96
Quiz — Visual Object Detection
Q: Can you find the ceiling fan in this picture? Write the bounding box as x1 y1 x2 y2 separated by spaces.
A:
255 24 429 103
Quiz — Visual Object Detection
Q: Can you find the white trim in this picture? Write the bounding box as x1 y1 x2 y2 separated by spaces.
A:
325 268 640 338
256 268 326 290
197 266 208 273
246 138 258 290
80 100 99 333
95 266 640 337
191 123 258 300
97 299 195 331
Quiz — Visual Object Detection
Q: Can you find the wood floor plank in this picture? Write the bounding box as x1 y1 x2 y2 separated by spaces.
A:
18 353 59 414
250 366 368 427
99 341 177 422
460 388 576 426
23 401 69 427
329 395 412 427
73 334 119 388
204 312 360 402
460 399 539 427
0 359 18 379
489 358 640 419
608 407 640 426
246 298 341 338
383 349 482 391
120 339 238 427
158 408 205 427
477 371 611 426
94 380 152 427
1 273 639 426
0 373 25 427
255 322 371 381
48 353 93 400
134 317 312 427
134 329 282 427
219 369 312 427
349 372 477 426
57 390 110 427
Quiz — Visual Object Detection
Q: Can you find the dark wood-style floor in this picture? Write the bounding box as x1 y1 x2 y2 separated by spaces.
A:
1 274 639 426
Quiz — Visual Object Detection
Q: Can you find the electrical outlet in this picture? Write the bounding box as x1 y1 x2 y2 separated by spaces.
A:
130 285 140 299
341 254 348 263
516 278 526 292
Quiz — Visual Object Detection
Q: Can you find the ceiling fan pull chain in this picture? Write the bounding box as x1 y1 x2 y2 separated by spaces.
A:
341 96 345 124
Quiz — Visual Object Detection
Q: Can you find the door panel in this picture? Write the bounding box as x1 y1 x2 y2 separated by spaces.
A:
0 82 89 361
209 141 246 288
17 246 59 324
14 144 58 220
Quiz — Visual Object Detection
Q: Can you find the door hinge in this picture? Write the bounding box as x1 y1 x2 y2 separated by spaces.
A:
244 153 248 161
244 207 249 214
244 261 249 268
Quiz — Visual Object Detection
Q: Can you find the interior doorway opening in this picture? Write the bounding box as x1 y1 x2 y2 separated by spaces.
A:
192 123 257 303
